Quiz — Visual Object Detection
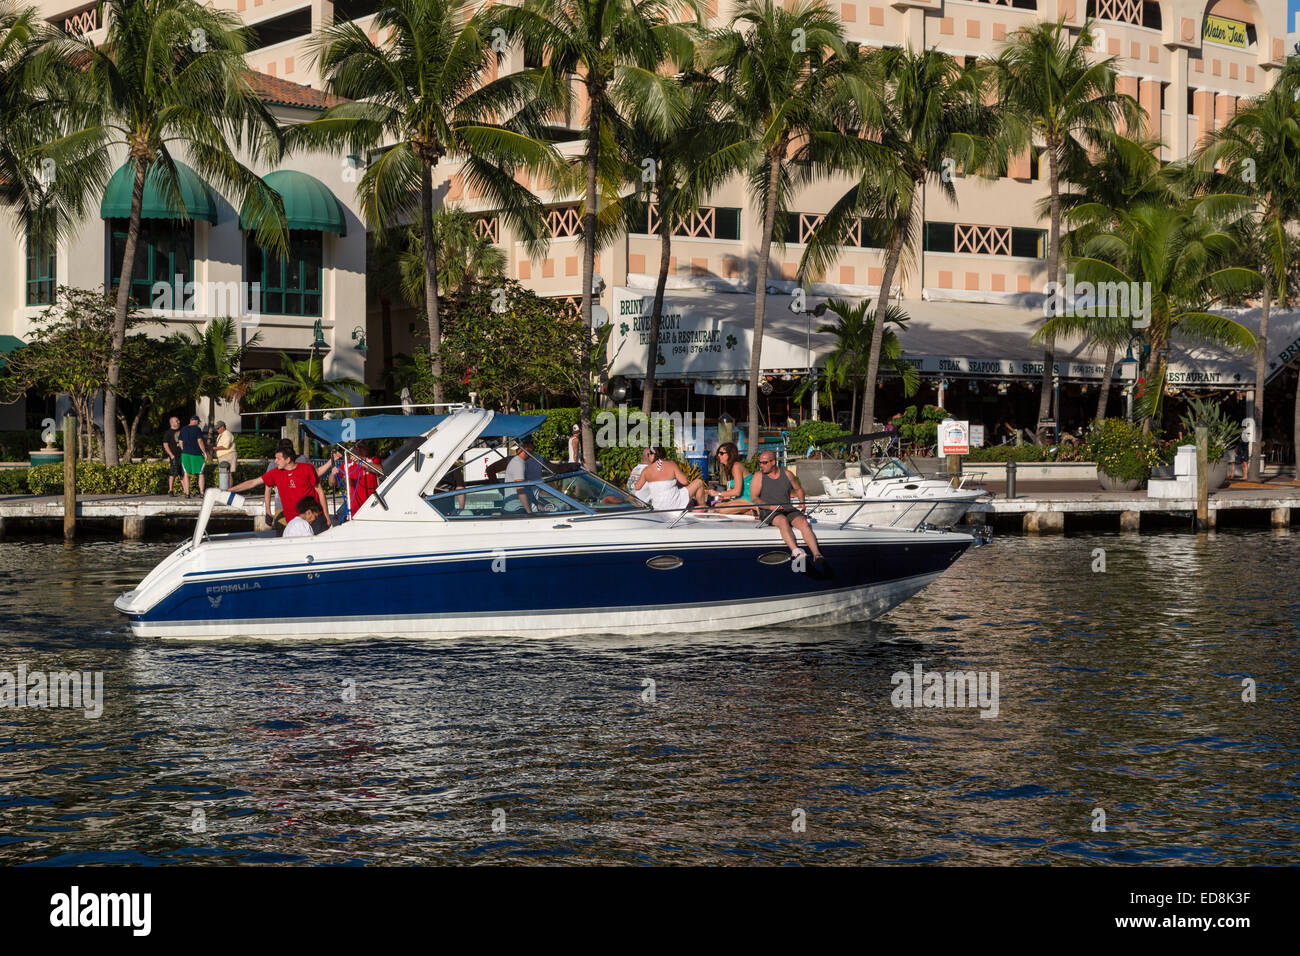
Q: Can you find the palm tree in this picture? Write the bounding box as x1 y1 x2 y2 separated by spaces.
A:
301 0 557 409
499 0 697 470
707 0 879 454
1039 195 1258 432
1198 62 1300 480
618 70 746 415
0 4 79 246
183 316 264 434
398 207 508 315
44 0 289 466
799 45 991 433
814 298 918 432
250 352 368 420
1054 131 1171 421
994 18 1141 442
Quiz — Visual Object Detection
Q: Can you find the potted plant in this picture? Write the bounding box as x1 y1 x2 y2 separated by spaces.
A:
1178 397 1238 489
1085 418 1161 491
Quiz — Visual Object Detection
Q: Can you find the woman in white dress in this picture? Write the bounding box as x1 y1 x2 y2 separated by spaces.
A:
633 446 704 510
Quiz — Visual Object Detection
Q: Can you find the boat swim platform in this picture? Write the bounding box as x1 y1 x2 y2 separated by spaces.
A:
0 487 1295 539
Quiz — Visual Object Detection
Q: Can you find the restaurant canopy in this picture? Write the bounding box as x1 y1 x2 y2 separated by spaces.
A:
607 287 1289 389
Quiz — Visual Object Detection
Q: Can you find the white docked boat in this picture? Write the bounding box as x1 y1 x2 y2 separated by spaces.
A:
115 409 976 640
806 455 988 530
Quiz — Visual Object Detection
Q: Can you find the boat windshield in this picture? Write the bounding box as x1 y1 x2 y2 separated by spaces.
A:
865 457 919 481
424 473 648 519
545 472 649 512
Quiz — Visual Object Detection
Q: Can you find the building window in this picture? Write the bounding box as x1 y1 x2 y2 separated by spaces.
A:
243 8 312 53
543 204 582 238
332 0 384 23
246 231 323 316
52 3 97 37
26 229 56 306
109 219 195 309
775 211 888 248
1010 227 1046 259
924 221 1045 259
1087 0 1161 30
633 203 742 241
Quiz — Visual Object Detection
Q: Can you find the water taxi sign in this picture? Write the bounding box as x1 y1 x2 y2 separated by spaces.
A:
940 420 970 456
1204 15 1248 49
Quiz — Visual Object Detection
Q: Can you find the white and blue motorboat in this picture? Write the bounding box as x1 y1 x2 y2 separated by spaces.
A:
115 408 974 640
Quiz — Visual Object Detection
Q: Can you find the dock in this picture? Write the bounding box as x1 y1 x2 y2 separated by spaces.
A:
1 481 1297 538
965 480 1299 533
0 494 267 539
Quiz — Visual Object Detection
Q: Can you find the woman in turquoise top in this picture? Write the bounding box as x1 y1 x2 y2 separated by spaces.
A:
708 442 753 513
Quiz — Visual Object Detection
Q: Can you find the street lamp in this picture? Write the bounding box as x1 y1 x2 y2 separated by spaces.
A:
1116 333 1149 421
351 325 368 355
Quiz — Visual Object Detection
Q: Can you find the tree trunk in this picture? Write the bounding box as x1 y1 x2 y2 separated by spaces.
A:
641 213 672 416
862 198 912 431
1095 342 1116 422
421 165 444 406
849 385 858 435
748 150 784 456
1249 281 1270 482
105 161 148 466
579 86 602 472
1038 145 1062 444
1293 362 1299 482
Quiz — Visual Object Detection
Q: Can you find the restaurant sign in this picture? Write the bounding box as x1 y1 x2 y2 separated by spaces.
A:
1203 15 1248 49
897 353 1245 386
610 292 746 378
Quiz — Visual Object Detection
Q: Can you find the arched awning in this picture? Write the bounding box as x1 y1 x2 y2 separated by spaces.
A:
99 161 218 223
240 170 347 237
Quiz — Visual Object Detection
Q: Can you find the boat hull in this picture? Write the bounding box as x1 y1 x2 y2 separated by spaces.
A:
805 496 981 530
115 531 972 640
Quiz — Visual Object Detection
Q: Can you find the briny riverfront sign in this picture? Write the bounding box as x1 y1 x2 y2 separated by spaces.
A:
1203 15 1248 49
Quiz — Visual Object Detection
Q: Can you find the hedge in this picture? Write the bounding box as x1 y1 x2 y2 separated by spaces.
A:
24 460 270 496
965 443 1048 463
786 420 849 457
0 429 46 462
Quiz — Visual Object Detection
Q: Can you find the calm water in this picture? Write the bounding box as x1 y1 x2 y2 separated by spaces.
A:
0 531 1296 865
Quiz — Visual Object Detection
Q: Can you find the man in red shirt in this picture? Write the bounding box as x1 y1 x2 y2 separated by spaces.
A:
232 445 330 534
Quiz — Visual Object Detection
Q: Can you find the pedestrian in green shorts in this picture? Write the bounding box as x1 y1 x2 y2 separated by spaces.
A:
177 415 208 499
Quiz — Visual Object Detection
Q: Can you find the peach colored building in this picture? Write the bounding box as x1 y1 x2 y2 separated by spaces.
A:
2 1 1294 434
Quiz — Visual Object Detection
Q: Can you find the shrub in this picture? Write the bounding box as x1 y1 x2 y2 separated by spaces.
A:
1084 418 1162 483
1178 397 1238 462
966 443 1047 463
787 420 849 457
0 468 28 494
236 433 279 459
890 405 950 451
0 429 45 461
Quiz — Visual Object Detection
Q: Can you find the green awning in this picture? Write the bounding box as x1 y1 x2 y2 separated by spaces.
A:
99 161 218 223
240 170 347 236
0 334 26 370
